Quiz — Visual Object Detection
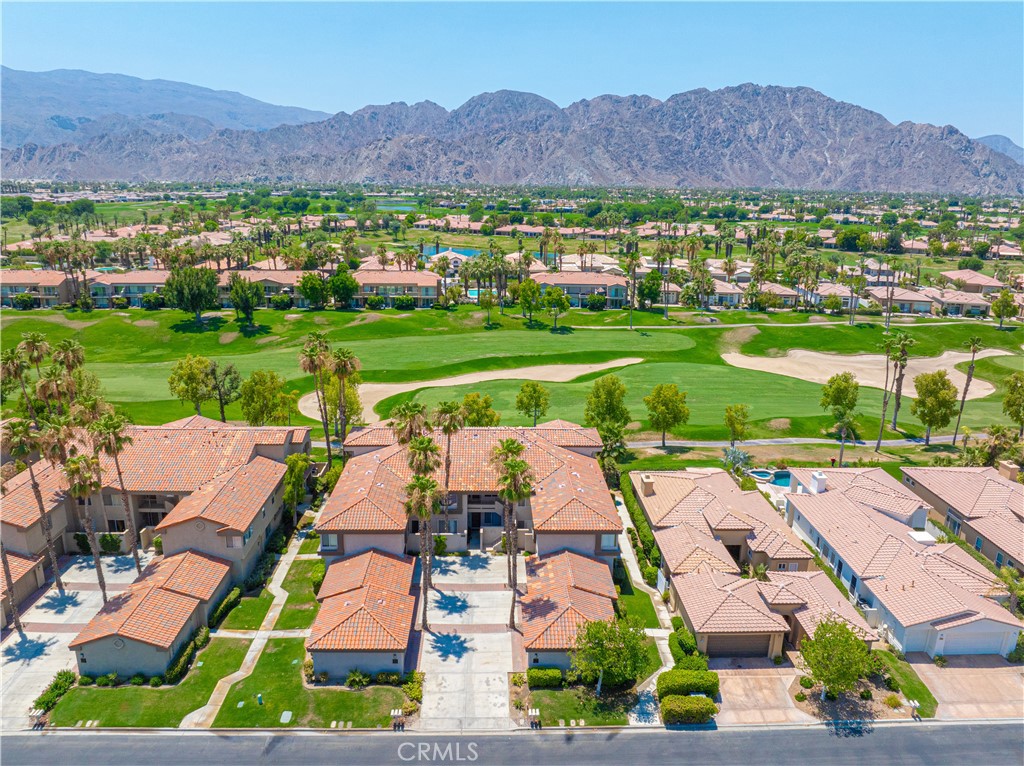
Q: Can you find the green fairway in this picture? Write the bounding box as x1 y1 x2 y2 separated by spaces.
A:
212 638 403 728
49 638 250 728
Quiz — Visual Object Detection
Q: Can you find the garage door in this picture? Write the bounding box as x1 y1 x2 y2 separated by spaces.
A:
705 633 772 657
940 631 1007 656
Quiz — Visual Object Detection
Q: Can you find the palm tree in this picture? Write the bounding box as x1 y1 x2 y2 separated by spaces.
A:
490 439 526 586
3 420 64 591
390 402 430 445
36 365 67 416
889 332 917 430
407 435 441 476
492 452 534 630
64 453 108 603
51 338 85 377
405 474 439 631
432 401 465 527
874 337 897 452
1 542 24 632
623 251 641 329
654 239 674 319
331 348 360 439
952 336 983 447
996 566 1023 616
17 332 50 378
299 332 334 468
90 413 142 575
1 348 39 425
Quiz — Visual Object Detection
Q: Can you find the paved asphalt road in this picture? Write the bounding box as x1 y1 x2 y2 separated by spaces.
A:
4 722 1022 766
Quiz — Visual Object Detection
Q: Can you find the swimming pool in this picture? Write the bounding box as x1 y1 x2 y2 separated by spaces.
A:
769 470 792 487
748 469 792 487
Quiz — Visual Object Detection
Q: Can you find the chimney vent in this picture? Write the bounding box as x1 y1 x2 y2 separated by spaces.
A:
810 471 828 494
997 460 1019 482
640 474 655 497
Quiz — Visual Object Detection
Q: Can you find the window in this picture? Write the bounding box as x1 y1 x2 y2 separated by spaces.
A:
242 526 253 544
482 512 502 527
409 519 419 534
789 563 799 572
777 563 787 570
321 534 338 551
103 494 114 507
975 537 983 552
107 519 126 533
393 655 399 665
226 536 243 549
850 575 858 593
995 553 1004 567
600 534 618 552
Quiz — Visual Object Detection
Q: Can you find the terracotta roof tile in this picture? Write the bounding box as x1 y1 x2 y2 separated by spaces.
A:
521 551 616 650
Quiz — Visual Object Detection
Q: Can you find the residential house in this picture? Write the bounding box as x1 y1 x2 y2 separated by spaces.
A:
786 467 930 529
902 464 1023 574
939 270 1006 295
353 269 440 308
918 287 990 317
307 549 416 678
0 270 73 308
786 488 1022 656
796 281 860 310
69 551 232 676
533 272 628 308
757 282 798 307
521 550 617 669
218 270 312 309
318 423 621 561
709 280 743 307
865 286 935 315
90 271 170 308
0 550 45 629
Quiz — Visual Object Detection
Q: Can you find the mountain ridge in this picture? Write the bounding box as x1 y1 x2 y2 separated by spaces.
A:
974 134 1024 165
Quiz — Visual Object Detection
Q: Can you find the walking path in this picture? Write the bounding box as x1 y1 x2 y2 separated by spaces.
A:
613 495 672 629
179 516 314 729
629 629 674 726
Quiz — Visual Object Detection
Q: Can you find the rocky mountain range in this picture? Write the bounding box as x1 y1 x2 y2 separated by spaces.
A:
974 134 1024 166
3 75 1021 194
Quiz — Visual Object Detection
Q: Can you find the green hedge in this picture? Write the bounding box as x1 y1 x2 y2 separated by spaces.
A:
674 653 709 672
656 669 720 699
621 475 661 567
670 616 683 632
209 587 241 628
527 667 563 688
164 628 205 685
33 670 77 712
802 541 849 599
660 694 718 725
402 671 424 702
311 560 326 596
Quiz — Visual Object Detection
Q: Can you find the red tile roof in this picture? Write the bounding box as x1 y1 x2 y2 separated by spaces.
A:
672 566 789 634
142 550 232 602
316 549 415 602
521 551 616 650
0 550 42 597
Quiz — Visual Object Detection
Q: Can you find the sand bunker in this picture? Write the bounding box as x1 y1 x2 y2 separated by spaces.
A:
255 335 281 345
1 314 97 330
219 332 239 344
722 348 1013 400
299 357 644 425
132 319 158 328
284 314 302 321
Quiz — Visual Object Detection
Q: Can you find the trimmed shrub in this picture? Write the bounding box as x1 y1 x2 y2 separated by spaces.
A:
73 533 92 555
129 674 146 686
586 293 606 311
140 292 163 310
676 627 698 655
884 675 901 693
739 476 757 491
620 476 658 565
209 587 241 628
33 670 78 710
111 296 130 310
303 659 315 683
402 700 419 717
13 293 37 310
402 671 424 702
642 564 659 588
393 295 416 310
510 673 526 688
374 672 402 686
1008 633 1024 663
194 626 210 650
799 676 814 689
78 675 94 687
670 616 683 632
152 535 163 555
773 655 784 666
99 533 121 554
527 667 562 689
95 675 112 688
656 669 720 699
311 560 326 596
795 691 807 702
933 655 948 668
244 552 276 592
270 294 293 310
149 676 163 688
674 653 709 672
164 631 200 685
860 688 873 700
346 669 370 689
317 671 329 684
365 295 386 310
660 694 717 725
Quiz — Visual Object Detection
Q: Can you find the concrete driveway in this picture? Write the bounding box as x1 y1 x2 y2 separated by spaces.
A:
0 554 150 731
418 630 514 732
907 653 1024 721
429 554 526 588
710 657 815 726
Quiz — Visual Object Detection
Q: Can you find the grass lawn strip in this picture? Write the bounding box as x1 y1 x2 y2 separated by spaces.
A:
617 576 660 629
274 559 323 630
875 650 938 718
220 588 274 631
49 638 250 728
211 638 403 728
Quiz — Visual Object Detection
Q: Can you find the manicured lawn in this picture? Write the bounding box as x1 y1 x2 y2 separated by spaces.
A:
299 533 321 555
274 559 324 630
212 638 403 728
220 588 274 631
875 650 938 718
531 687 635 727
617 576 660 629
49 638 250 728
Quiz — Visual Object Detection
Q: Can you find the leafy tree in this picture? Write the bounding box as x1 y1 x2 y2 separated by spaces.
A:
208 361 242 422
327 271 359 308
541 286 571 329
643 383 690 447
637 270 663 309
822 294 843 314
228 273 263 325
571 617 648 695
584 375 630 428
478 291 496 325
462 392 500 426
168 354 215 415
800 616 871 696
724 403 751 447
298 273 329 309
990 290 1016 330
518 278 541 322
1002 372 1024 438
164 267 219 324
239 369 287 426
910 370 959 445
283 452 311 513
515 381 551 426
820 371 859 465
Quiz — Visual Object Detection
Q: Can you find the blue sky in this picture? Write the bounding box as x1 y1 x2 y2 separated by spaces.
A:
3 2 1022 143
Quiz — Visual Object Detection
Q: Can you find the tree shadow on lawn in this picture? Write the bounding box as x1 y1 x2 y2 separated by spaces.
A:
549 325 575 335
169 316 226 334
238 321 272 339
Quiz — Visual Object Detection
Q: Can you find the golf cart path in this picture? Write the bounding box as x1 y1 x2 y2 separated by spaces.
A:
299 357 644 425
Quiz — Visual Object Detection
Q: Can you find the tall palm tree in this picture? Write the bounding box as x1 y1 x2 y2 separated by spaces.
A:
36 365 67 416
952 337 983 447
64 453 108 603
51 338 85 377
1 348 39 425
299 332 334 469
889 332 917 430
90 413 142 576
407 435 441 476
490 439 526 586
390 402 430 445
654 238 674 319
405 474 439 631
17 332 50 378
874 337 897 452
3 420 64 591
432 401 465 527
331 348 360 439
493 454 534 630
622 252 641 329
1 542 24 632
